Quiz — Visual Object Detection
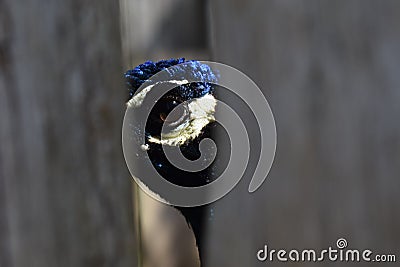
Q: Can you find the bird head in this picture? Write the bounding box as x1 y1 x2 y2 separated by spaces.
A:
124 58 228 188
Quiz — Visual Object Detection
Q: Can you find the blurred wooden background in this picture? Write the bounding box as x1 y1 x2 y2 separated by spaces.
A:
0 1 135 266
1 0 400 266
208 1 400 266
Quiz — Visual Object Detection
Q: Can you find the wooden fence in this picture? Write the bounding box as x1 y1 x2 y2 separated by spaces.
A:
1 0 399 266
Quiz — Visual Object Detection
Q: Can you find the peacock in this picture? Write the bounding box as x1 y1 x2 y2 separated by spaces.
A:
124 58 227 266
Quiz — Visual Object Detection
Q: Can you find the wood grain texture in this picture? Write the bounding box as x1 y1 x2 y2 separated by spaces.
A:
0 1 136 266
207 0 400 266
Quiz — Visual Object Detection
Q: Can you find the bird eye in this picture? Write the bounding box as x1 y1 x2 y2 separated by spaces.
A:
156 97 189 128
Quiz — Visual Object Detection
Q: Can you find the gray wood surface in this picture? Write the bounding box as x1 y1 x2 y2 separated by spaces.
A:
207 0 400 266
0 1 136 266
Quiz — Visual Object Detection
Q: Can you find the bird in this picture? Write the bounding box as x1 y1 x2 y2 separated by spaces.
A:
124 58 228 266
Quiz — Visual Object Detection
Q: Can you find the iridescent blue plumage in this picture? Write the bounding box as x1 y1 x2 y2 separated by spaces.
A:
124 58 217 100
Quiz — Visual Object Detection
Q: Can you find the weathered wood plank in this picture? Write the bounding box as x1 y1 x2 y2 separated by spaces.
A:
0 1 136 266
208 0 400 266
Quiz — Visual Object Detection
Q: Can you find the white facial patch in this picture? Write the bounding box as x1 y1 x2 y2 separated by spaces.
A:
127 80 189 108
148 94 217 146
126 80 216 147
126 84 153 108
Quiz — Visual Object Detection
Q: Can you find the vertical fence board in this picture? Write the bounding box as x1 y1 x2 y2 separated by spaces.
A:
208 1 400 266
0 1 136 266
